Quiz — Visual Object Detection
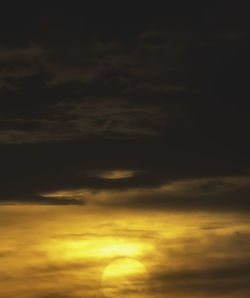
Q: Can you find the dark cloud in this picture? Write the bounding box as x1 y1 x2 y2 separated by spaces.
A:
0 5 249 209
39 176 250 212
0 33 187 91
146 228 250 297
0 99 177 144
0 130 249 206
150 261 250 297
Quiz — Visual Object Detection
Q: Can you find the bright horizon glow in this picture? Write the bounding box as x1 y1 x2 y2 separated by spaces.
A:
1 206 250 297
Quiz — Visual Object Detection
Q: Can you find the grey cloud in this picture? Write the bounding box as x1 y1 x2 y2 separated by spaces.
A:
0 118 79 144
0 99 170 144
150 261 250 297
0 127 248 206
116 177 250 212
0 41 107 88
52 99 167 137
0 26 248 100
0 31 187 92
148 229 250 297
0 44 45 89
0 195 85 206
41 176 250 211
44 33 188 94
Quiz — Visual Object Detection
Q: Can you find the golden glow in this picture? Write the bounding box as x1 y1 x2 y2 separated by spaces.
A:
1 206 250 297
102 258 149 297
103 258 147 277
98 169 138 179
46 238 153 260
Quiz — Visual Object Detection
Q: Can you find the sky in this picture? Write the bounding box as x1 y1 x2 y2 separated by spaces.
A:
0 3 250 297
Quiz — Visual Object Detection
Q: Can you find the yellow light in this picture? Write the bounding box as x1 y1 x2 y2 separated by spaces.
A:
103 258 147 277
99 170 137 179
46 238 153 260
102 258 149 298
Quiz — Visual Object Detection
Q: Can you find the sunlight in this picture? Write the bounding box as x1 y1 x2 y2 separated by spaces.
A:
46 237 153 260
102 258 149 297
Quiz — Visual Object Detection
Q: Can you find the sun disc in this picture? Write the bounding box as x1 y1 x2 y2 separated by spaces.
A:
101 258 149 298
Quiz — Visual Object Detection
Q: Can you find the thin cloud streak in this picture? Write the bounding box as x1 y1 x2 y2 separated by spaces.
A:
41 176 250 212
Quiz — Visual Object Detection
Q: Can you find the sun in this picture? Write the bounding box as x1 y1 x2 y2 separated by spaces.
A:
101 258 149 298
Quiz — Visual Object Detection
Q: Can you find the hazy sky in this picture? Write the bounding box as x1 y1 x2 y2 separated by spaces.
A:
0 3 250 297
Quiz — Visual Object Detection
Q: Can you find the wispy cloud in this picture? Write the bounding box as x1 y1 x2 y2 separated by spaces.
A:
96 169 140 180
0 99 170 144
0 30 191 91
41 176 250 212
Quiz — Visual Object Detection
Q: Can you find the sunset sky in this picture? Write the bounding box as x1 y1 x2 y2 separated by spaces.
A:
1 3 250 297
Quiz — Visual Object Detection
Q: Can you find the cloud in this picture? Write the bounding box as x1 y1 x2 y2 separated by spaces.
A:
0 118 76 144
0 124 249 206
1 203 249 297
147 224 250 297
52 99 168 137
96 169 140 180
150 261 250 297
0 30 188 92
0 27 249 208
41 176 250 212
37 294 79 298
0 98 171 144
0 196 84 206
0 25 248 104
0 44 45 89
